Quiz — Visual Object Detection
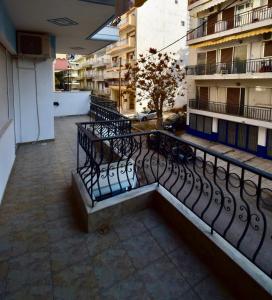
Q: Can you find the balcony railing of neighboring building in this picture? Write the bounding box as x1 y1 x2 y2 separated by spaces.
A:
186 58 272 75
118 13 136 29
187 5 272 41
92 58 110 67
108 80 129 86
77 103 272 280
189 99 272 122
85 71 95 78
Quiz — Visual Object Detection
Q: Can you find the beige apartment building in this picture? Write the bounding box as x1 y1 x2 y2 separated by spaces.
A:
71 50 111 96
186 0 272 159
105 7 137 113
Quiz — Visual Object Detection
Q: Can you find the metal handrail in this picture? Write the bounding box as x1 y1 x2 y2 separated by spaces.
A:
189 99 272 122
186 58 272 75
187 4 272 40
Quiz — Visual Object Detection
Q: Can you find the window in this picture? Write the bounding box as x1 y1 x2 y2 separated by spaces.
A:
181 20 185 26
264 41 272 57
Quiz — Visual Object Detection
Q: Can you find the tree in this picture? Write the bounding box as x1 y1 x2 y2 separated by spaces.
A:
124 48 186 129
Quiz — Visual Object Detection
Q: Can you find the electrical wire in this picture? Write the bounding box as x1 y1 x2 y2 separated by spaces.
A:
140 0 239 60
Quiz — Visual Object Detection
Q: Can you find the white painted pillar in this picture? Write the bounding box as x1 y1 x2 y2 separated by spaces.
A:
212 117 218 133
258 127 267 146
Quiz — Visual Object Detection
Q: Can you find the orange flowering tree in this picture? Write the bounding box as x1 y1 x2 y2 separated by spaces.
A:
124 48 186 129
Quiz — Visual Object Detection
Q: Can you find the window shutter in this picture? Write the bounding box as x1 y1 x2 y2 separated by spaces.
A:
207 13 217 35
221 47 233 63
222 7 235 30
264 41 272 57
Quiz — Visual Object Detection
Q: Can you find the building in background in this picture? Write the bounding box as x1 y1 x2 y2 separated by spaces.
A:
186 0 272 159
105 0 188 114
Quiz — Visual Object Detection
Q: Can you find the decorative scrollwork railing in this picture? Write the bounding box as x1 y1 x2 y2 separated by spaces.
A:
77 105 272 279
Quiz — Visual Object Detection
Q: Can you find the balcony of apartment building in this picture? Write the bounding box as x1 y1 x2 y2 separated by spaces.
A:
85 70 95 79
106 37 136 55
118 9 136 33
189 98 272 122
92 57 111 68
188 83 272 128
186 39 272 79
187 1 272 45
186 56 272 79
94 71 105 81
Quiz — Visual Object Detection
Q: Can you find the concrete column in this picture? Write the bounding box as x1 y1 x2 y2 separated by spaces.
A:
212 118 218 133
258 127 267 146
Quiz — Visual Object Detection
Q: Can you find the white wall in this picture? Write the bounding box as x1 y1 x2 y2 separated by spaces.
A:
0 120 15 204
53 91 90 117
13 58 55 143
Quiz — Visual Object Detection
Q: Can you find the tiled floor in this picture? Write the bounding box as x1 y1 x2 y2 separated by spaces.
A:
0 116 236 299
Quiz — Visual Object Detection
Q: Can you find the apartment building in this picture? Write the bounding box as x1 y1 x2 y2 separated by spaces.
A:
186 0 272 159
70 50 111 96
105 0 188 114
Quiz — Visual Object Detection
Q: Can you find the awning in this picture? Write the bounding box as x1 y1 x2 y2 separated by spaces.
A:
192 27 272 48
190 0 226 15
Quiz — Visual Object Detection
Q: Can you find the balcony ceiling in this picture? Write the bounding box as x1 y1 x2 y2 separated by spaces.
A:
3 0 117 54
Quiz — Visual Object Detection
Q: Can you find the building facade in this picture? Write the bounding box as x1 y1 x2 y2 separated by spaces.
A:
105 0 188 114
186 0 272 159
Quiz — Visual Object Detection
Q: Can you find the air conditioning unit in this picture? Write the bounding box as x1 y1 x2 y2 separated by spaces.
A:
17 32 52 59
263 32 272 41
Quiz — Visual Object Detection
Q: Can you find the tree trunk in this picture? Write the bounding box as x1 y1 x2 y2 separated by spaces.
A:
156 110 163 129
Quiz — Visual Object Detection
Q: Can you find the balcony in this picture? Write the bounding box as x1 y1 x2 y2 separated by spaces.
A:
72 102 272 296
92 58 110 68
106 37 135 55
107 80 128 87
189 99 272 122
186 58 272 79
118 13 136 32
187 5 272 42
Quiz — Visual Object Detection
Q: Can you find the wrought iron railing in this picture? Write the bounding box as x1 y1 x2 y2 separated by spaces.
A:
77 115 272 278
187 5 272 40
89 102 130 121
186 58 272 75
91 96 118 111
189 99 272 122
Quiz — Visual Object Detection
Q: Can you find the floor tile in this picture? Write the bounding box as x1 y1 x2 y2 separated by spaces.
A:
138 256 191 300
90 243 135 289
113 215 147 241
135 208 164 230
53 261 98 300
86 229 120 257
122 231 164 269
168 246 211 285
50 236 89 273
194 275 235 300
5 277 53 300
6 249 51 293
100 273 151 300
150 224 182 254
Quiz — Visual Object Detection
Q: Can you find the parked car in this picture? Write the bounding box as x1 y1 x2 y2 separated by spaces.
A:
163 113 186 132
136 109 157 121
147 133 195 162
